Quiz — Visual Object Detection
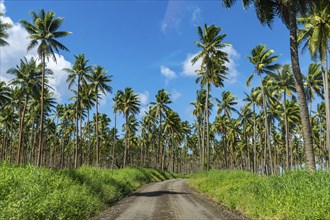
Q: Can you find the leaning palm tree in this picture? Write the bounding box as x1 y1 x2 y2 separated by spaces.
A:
117 88 140 167
64 54 92 168
222 0 316 171
298 0 330 167
192 24 229 171
0 13 11 46
89 65 112 166
246 44 280 174
20 9 71 166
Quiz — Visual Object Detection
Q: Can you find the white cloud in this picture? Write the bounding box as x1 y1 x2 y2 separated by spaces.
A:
223 45 240 84
181 45 240 84
182 53 201 77
0 2 72 103
161 65 177 84
171 88 181 101
138 91 149 105
45 54 72 102
0 1 6 14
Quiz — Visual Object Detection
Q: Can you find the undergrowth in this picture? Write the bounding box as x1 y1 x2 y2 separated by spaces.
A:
0 162 175 219
189 169 330 219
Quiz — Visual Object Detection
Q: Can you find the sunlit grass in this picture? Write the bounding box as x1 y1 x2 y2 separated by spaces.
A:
189 169 330 219
0 162 175 219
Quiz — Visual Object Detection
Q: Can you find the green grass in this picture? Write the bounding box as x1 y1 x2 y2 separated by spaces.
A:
0 162 176 220
189 169 330 219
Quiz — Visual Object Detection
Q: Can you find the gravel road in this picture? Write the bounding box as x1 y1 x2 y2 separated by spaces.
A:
92 179 245 220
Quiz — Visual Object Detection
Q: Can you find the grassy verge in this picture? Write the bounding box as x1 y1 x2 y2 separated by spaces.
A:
189 169 330 219
0 162 176 219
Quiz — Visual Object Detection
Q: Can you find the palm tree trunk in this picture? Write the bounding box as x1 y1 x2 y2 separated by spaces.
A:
79 110 83 166
320 49 330 168
87 110 92 165
158 111 162 169
288 2 315 171
37 54 45 167
253 103 257 173
259 75 273 174
96 92 99 166
197 120 202 169
123 113 128 167
112 111 116 169
172 139 175 173
74 77 80 169
201 116 205 171
17 94 28 164
284 92 289 170
206 83 210 171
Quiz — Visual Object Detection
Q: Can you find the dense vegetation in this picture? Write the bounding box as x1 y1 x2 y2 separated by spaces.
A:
0 163 174 219
189 170 330 219
0 0 329 218
0 1 329 173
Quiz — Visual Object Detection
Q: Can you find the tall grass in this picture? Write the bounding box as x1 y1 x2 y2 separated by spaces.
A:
0 162 175 219
189 169 330 219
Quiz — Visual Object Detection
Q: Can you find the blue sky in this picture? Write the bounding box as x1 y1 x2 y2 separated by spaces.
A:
0 0 313 130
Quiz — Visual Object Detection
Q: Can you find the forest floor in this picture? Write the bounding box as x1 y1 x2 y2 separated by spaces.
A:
92 179 245 220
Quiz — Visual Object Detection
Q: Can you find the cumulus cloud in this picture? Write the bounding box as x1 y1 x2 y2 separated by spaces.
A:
0 2 72 103
161 65 177 84
181 53 201 77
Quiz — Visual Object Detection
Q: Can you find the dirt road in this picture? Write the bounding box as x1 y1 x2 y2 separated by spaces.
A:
93 179 244 220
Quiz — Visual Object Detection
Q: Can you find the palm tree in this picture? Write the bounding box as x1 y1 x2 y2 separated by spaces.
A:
192 24 229 171
163 109 181 172
247 44 280 174
79 83 95 165
7 57 45 164
64 54 92 168
0 13 11 46
20 9 71 166
191 90 206 170
216 91 239 118
298 0 330 167
216 91 238 168
0 81 10 108
268 64 296 169
222 0 316 171
150 89 172 169
304 63 323 118
117 88 140 167
112 90 122 168
243 88 258 173
90 65 112 166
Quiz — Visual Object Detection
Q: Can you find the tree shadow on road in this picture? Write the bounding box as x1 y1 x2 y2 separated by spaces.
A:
131 190 189 197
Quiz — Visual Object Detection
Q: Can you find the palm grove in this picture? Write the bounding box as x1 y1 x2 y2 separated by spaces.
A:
0 0 329 174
